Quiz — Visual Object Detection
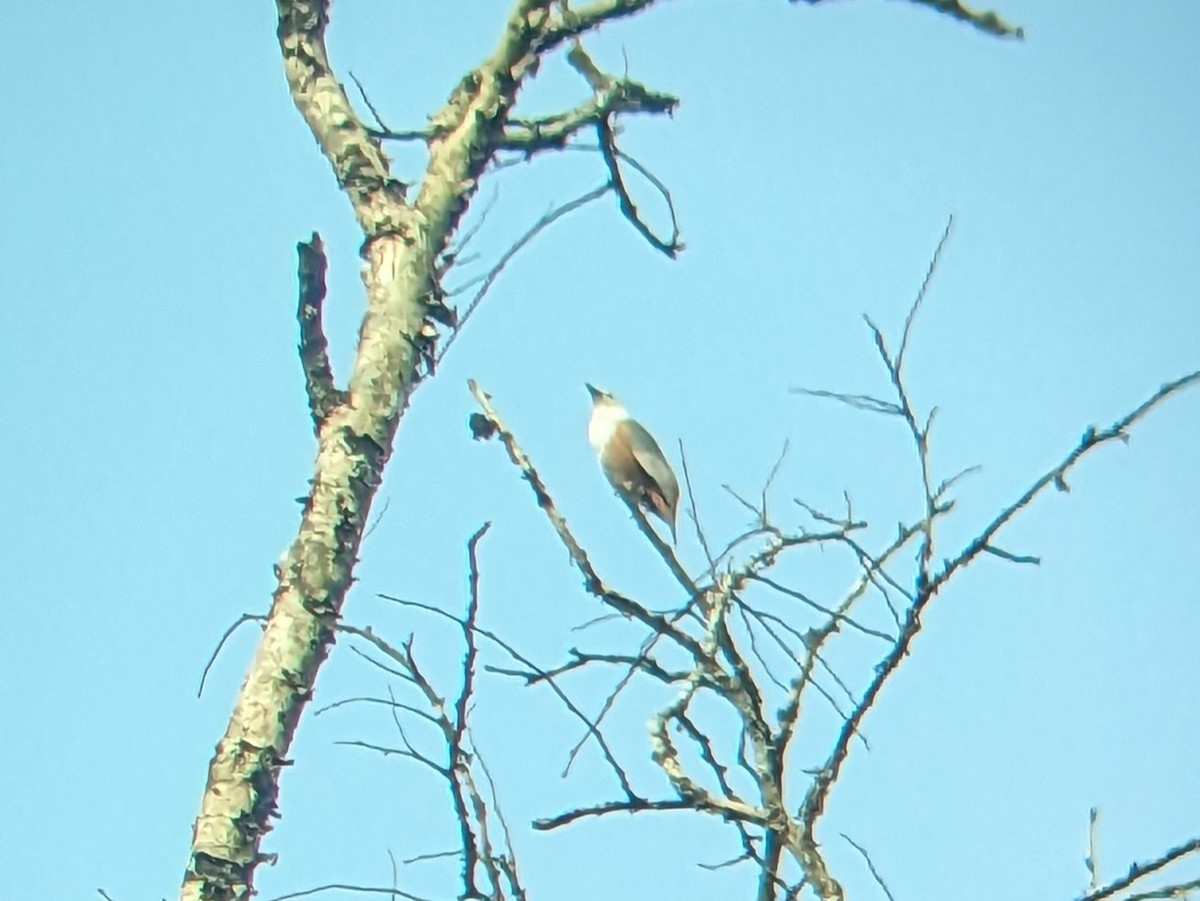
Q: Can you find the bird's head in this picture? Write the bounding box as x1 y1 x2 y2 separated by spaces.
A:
585 383 630 450
586 383 619 408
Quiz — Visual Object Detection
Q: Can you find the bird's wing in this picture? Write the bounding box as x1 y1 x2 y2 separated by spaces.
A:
619 420 680 509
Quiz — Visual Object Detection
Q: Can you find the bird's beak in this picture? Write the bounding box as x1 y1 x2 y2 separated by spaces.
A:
585 383 602 400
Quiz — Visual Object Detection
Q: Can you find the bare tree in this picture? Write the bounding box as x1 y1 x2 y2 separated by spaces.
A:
178 3 1198 901
461 223 1199 901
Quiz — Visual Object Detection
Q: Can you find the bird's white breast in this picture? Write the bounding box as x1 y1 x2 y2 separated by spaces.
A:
588 402 629 452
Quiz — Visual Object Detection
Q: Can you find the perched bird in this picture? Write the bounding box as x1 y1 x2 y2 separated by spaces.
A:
586 384 681 541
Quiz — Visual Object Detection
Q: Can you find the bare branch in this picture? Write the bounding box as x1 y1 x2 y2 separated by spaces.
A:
499 63 678 156
896 215 953 376
724 522 868 591
334 740 447 777
448 523 491 899
840 833 897 901
865 308 939 587
312 694 441 729
561 632 666 776
789 388 902 416
675 709 753 810
595 116 681 256
296 233 346 427
452 526 490 756
803 225 958 603
401 849 460 866
439 186 609 362
496 648 685 687
363 496 392 541
934 370 1200 595
909 0 1024 39
196 613 266 699
542 0 660 48
933 463 981 501
264 883 434 901
533 797 707 831
350 71 434 141
800 370 1200 851
338 528 526 901
1125 878 1200 901
733 603 792 694
474 754 530 901
749 574 893 641
490 42 682 256
793 0 1024 40
440 185 500 278
344 641 419 684
982 544 1040 565
498 141 683 250
1080 835 1200 901
377 593 639 798
679 442 719 580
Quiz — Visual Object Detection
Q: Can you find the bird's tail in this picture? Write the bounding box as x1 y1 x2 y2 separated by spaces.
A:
644 490 678 545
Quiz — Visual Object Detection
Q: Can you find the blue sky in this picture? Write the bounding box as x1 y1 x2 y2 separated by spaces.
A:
2 2 1198 900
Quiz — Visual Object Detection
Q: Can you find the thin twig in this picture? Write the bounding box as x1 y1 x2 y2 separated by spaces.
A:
312 695 441 728
896 215 953 376
196 613 266 698
438 186 609 362
350 71 433 140
841 833 897 901
264 883 434 901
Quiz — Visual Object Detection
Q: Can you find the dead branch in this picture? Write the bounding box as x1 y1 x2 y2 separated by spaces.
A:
798 369 1200 858
332 526 528 901
594 116 681 256
1080 835 1200 901
794 0 1024 39
933 369 1200 595
196 613 266 699
840 833 897 901
438 185 609 363
312 695 442 729
499 65 678 156
451 523 491 899
377 593 638 797
533 797 706 830
896 215 953 376
541 0 660 47
1125 878 1200 901
263 883 433 901
295 233 345 427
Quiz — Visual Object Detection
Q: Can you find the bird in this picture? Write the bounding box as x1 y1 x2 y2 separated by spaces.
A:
586 384 681 542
